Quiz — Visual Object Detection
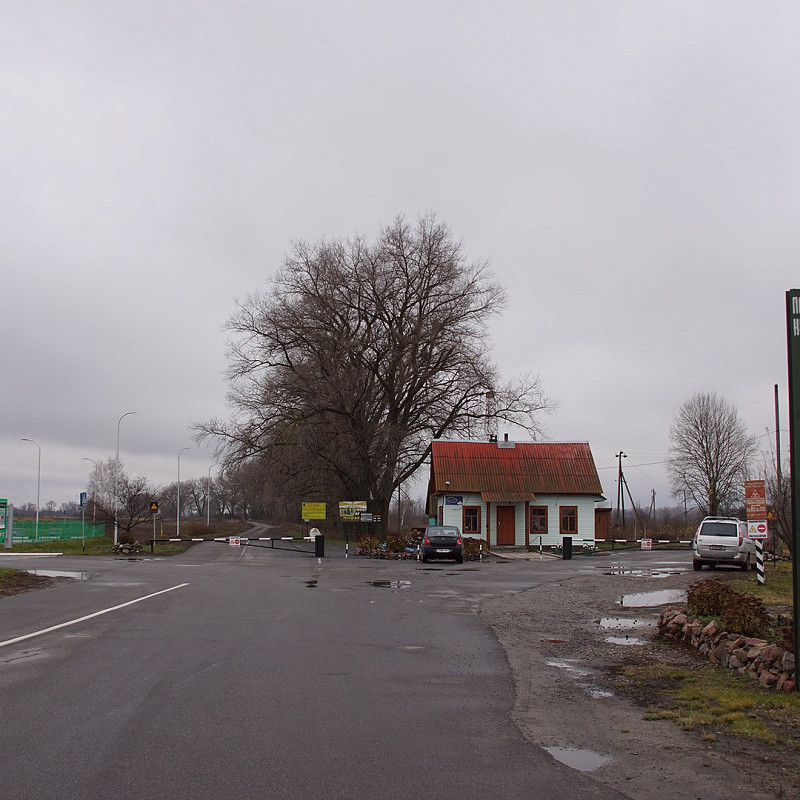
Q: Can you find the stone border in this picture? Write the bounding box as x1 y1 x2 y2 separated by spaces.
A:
658 607 796 692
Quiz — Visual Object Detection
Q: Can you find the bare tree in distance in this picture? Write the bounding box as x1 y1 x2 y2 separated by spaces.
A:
198 214 554 528
87 457 157 538
667 392 757 517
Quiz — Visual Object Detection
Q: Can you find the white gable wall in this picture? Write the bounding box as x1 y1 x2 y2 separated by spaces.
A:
433 494 597 546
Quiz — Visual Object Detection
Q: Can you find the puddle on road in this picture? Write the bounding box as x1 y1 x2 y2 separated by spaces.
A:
620 589 686 607
604 635 648 646
604 567 685 578
368 580 412 589
598 617 655 630
545 747 612 772
305 579 318 588
26 570 90 580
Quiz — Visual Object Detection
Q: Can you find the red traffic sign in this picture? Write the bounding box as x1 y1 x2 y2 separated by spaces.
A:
747 520 769 539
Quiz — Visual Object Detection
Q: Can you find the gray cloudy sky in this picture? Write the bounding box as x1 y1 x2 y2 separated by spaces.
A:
3 1 799 511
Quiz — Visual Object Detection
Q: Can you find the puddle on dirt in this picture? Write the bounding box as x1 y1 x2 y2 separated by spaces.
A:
368 580 412 589
586 688 614 699
604 567 685 578
604 635 647 646
545 660 593 678
26 570 90 580
598 617 655 629
620 589 686 607
544 747 612 772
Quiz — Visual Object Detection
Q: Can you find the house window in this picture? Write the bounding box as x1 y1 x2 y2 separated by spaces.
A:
530 506 548 535
560 506 577 535
463 506 481 535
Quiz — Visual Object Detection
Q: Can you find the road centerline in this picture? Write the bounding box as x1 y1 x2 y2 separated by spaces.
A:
0 583 190 649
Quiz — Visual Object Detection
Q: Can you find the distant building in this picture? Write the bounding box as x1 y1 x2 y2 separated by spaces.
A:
426 438 605 547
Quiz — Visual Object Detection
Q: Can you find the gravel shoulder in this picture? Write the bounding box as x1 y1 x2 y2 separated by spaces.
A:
481 563 796 800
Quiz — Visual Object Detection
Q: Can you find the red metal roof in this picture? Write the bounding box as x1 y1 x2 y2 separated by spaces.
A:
429 441 603 497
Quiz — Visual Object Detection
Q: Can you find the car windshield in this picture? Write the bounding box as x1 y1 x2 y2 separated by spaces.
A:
701 522 738 537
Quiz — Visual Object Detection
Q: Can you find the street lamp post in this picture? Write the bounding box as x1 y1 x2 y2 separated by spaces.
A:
207 463 218 526
20 438 41 542
177 447 190 538
114 411 136 545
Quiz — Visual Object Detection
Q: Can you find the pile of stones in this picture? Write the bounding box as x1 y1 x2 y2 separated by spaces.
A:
658 607 796 692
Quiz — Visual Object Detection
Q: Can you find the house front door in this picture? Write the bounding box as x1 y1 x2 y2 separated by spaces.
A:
496 505 516 546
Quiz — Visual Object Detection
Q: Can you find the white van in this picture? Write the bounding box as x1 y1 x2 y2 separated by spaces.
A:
692 517 756 571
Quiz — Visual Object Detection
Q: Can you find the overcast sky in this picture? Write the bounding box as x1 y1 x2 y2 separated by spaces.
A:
3 1 799 513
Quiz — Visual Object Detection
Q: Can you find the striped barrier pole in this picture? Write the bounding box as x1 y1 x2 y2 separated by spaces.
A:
756 540 765 585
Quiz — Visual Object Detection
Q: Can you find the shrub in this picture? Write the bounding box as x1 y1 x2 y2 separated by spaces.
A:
358 535 380 551
778 624 795 653
721 594 772 639
687 580 735 617
688 579 773 639
463 537 486 556
386 533 406 553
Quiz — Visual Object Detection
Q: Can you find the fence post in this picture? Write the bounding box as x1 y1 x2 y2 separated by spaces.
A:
756 540 765 585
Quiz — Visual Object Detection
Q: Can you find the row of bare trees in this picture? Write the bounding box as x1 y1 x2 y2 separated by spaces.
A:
65 458 276 536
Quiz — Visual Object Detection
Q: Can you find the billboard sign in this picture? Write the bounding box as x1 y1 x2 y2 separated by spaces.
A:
301 502 327 520
744 480 767 520
339 500 367 521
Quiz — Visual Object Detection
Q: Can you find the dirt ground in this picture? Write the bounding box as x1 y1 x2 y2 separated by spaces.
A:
481 565 798 800
0 570 57 596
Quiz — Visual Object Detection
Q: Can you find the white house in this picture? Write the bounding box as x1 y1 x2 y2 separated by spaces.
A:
426 439 606 548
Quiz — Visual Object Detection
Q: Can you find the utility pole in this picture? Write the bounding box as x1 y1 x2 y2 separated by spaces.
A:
615 451 627 528
775 384 782 484
615 451 627 550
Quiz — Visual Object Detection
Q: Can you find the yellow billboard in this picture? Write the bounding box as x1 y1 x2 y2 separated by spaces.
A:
301 502 327 520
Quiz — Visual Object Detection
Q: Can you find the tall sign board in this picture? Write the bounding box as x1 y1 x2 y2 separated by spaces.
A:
785 290 800 675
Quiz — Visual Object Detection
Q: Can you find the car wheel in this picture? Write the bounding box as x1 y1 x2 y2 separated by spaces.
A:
455 555 463 564
740 554 750 572
421 552 428 564
693 560 703 571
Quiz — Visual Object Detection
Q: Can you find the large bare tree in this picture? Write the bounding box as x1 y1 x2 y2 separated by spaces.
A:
199 214 552 527
667 392 756 517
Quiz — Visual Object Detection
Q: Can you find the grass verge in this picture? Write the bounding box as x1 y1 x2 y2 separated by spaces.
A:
721 560 793 608
618 653 800 746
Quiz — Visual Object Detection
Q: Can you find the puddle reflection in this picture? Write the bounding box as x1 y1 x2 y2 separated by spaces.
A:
368 580 412 589
544 746 612 772
620 589 686 607
26 570 90 580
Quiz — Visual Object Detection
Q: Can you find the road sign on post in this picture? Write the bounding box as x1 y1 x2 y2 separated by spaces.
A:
0 498 6 545
745 480 767 520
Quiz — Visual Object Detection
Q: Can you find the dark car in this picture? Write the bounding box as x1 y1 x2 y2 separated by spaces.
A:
420 525 463 563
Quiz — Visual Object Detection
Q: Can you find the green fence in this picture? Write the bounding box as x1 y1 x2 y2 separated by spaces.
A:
7 519 106 543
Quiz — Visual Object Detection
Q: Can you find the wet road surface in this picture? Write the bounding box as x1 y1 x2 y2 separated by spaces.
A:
0 543 678 799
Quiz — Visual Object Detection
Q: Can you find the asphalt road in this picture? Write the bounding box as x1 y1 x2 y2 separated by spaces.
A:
0 540 641 800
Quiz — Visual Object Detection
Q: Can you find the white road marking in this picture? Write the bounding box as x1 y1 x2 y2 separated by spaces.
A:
0 583 190 648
